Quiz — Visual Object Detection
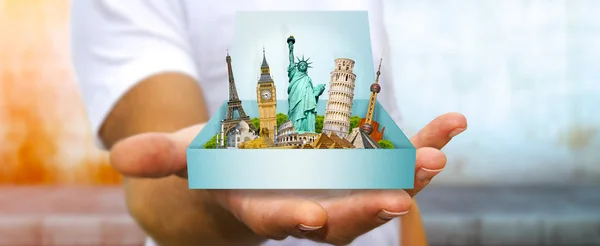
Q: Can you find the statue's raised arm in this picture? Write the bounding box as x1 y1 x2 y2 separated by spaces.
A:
287 36 295 70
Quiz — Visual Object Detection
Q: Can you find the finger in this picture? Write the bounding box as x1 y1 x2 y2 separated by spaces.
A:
211 191 328 240
309 190 412 245
109 133 187 178
171 124 207 178
410 112 467 149
109 124 204 178
405 147 446 197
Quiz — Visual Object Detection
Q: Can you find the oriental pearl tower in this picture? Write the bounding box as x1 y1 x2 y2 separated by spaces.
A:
359 57 385 141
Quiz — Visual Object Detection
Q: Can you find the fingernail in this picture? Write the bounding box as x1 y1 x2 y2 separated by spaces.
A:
416 167 443 182
297 224 322 231
377 209 409 220
449 128 466 138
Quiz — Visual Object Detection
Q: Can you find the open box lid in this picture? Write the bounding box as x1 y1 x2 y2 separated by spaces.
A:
230 11 376 101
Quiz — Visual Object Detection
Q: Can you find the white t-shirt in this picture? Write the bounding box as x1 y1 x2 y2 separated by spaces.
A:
71 0 402 245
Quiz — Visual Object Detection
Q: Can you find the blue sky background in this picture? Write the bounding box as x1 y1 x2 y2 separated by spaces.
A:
231 11 375 100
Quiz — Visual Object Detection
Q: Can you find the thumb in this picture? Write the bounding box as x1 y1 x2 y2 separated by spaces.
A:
109 124 205 178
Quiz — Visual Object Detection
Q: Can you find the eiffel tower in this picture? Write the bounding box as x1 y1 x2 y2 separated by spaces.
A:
221 51 256 137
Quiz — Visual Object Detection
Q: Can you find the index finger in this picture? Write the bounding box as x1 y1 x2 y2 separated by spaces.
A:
409 112 467 149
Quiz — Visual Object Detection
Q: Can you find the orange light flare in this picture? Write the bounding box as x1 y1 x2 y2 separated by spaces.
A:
0 0 120 184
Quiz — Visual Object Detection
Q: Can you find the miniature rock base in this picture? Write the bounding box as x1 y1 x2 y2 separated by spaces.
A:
186 99 416 189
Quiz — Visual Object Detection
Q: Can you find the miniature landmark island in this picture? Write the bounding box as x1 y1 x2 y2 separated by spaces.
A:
205 36 392 150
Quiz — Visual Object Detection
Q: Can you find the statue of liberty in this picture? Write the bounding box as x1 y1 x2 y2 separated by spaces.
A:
286 36 326 133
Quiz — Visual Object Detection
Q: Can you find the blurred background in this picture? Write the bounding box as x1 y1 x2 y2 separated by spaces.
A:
0 1 140 246
0 0 598 245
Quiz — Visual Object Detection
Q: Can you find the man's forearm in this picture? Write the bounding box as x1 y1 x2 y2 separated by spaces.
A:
100 73 263 246
400 199 428 246
100 73 209 148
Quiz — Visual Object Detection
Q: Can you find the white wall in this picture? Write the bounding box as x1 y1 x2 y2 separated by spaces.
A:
383 0 600 185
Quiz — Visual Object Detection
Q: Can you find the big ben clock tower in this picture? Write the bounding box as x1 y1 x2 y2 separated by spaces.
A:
256 48 277 141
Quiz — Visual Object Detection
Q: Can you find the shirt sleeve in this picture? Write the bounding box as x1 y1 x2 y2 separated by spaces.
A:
70 0 198 150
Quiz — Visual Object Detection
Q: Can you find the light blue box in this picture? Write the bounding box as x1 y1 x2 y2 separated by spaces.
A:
187 99 416 189
186 11 416 189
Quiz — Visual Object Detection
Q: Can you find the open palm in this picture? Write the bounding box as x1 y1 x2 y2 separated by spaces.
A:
111 113 467 245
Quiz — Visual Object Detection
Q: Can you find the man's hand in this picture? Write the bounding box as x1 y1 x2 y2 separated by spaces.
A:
110 113 466 245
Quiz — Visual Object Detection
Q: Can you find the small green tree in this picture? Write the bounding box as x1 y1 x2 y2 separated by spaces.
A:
315 115 324 133
276 113 288 128
349 116 362 133
204 134 227 149
378 139 394 149
203 134 217 149
250 117 260 131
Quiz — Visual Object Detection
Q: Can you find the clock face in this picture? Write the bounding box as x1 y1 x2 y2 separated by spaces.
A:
261 89 272 100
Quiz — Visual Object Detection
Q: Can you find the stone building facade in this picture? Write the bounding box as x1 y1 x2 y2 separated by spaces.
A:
226 120 258 148
275 120 318 147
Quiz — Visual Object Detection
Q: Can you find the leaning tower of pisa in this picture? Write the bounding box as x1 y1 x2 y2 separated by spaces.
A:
322 58 356 138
